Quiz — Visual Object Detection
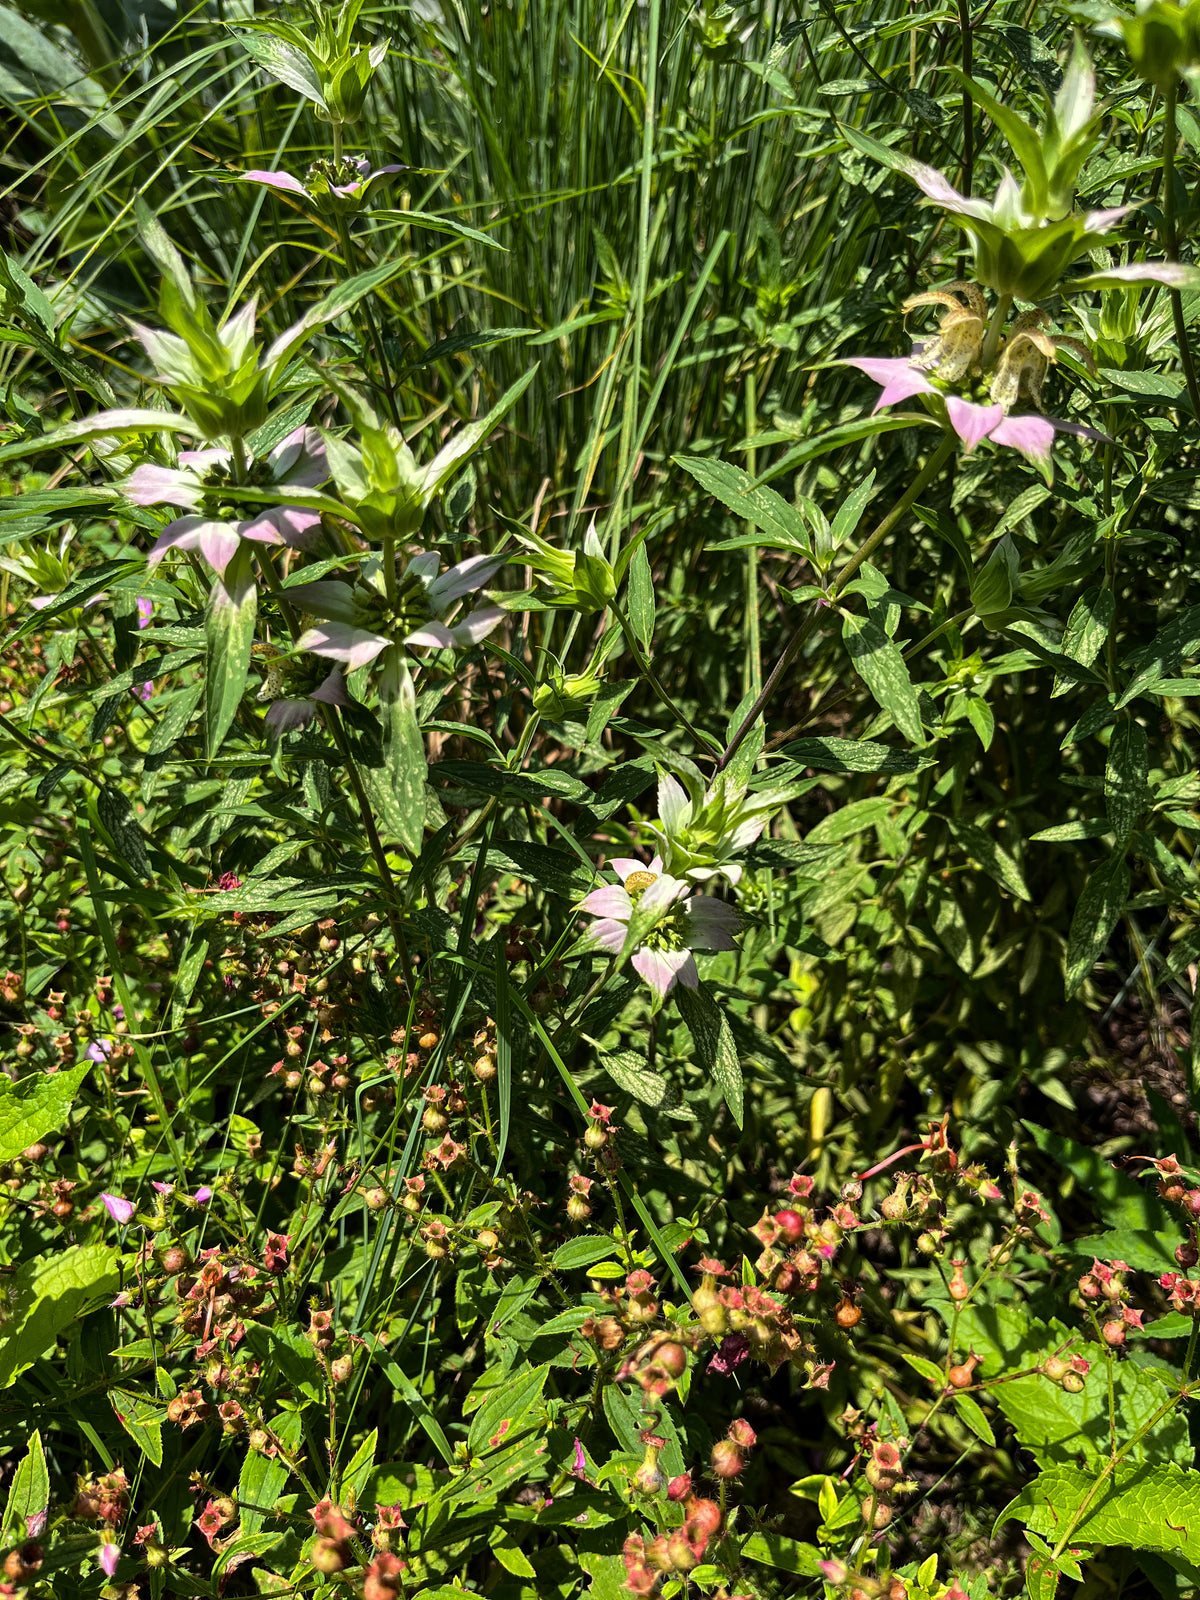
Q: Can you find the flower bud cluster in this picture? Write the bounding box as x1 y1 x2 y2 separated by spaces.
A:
620 1491 724 1593
1078 1256 1144 1347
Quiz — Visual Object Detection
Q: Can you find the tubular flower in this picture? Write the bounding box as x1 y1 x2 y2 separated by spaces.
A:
578 856 739 999
839 283 1108 475
238 156 403 215
289 551 504 699
126 427 328 580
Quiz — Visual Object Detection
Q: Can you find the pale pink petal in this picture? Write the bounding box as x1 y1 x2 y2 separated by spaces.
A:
611 859 646 882
1073 261 1200 289
100 1193 135 1225
151 1181 173 1195
266 698 317 733
986 413 1058 464
839 356 936 411
147 515 221 567
297 623 388 671
193 1187 213 1205
310 668 351 707
124 462 201 509
580 885 632 919
945 396 1004 452
196 521 244 577
268 426 327 486
241 169 309 196
404 621 457 649
639 873 690 912
284 580 359 623
1083 204 1135 234
99 1545 120 1578
587 917 628 954
242 506 321 549
427 553 506 606
447 604 504 646
632 947 696 997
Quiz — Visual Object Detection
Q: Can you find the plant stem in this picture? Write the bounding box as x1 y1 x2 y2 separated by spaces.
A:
718 433 956 771
979 293 1012 370
1162 79 1200 418
611 599 719 756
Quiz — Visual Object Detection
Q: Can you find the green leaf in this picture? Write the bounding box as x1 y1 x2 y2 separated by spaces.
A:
552 1236 621 1271
110 1387 165 1466
0 1063 87 1163
1118 605 1200 708
0 1244 119 1388
842 611 923 743
340 1429 378 1511
239 1411 301 1532
972 533 1020 617
626 542 655 654
954 1392 996 1446
490 1527 536 1578
204 547 257 757
997 1463 1200 1562
235 30 326 106
676 982 743 1128
0 408 196 468
596 1046 669 1107
900 1351 946 1388
1053 586 1114 696
420 368 538 500
947 819 1031 901
1064 852 1130 996
676 454 812 554
97 786 153 879
954 1298 1189 1469
1023 1120 1177 1271
739 1533 823 1577
377 1350 455 1465
779 735 929 773
467 1363 549 1455
806 796 893 844
2 1430 48 1538
1104 719 1148 842
243 1323 322 1403
370 672 427 856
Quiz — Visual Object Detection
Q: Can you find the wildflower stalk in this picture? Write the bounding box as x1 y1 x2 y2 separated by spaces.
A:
718 433 956 772
334 212 401 429
979 293 1012 370
1162 79 1200 418
610 598 718 755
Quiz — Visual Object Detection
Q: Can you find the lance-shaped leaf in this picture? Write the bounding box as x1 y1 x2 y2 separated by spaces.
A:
418 367 538 502
205 544 257 757
369 664 427 855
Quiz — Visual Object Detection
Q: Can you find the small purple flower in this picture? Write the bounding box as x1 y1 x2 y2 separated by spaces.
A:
193 1186 213 1206
100 1193 135 1226
125 426 327 581
98 1543 120 1578
578 856 739 1000
573 1438 587 1475
136 596 153 628
132 680 153 703
87 1039 113 1064
152 1182 173 1196
238 156 404 214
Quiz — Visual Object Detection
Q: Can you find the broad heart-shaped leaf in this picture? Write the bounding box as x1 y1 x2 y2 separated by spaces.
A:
109 1387 165 1466
204 545 256 757
676 981 743 1128
0 1244 119 1388
841 612 923 744
676 454 813 554
1104 718 1148 842
1023 1120 1177 1271
1064 850 1130 996
950 1298 1189 1469
0 1063 87 1163
368 673 427 855
2 1430 48 1537
996 1463 1200 1564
